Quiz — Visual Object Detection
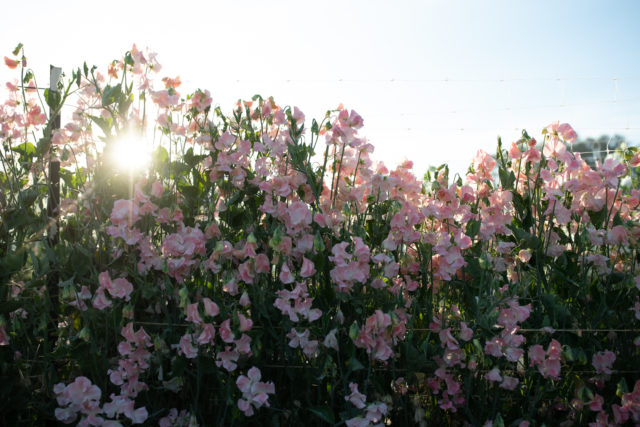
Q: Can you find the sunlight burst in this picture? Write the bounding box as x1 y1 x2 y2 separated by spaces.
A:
110 135 152 172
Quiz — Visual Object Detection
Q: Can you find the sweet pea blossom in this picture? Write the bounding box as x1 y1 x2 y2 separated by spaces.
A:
236 367 275 417
485 368 502 383
178 334 198 359
345 382 367 409
7 43 640 426
592 350 616 375
4 56 19 69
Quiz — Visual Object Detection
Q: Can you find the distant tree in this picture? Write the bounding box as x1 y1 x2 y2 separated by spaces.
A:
568 134 626 169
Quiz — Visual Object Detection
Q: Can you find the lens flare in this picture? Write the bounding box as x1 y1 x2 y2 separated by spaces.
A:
110 135 151 172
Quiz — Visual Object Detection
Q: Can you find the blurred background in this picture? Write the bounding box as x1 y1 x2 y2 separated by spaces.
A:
2 0 639 177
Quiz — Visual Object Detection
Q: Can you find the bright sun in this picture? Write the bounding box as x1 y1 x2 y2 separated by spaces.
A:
110 135 151 172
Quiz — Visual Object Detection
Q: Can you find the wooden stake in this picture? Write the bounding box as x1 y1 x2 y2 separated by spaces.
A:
47 65 62 321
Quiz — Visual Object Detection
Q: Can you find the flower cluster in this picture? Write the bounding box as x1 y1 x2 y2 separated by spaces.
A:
1 44 640 426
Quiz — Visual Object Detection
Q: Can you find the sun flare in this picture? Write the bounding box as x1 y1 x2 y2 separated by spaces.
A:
110 135 151 172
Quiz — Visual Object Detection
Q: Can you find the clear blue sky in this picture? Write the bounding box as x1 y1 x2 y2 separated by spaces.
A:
2 0 639 176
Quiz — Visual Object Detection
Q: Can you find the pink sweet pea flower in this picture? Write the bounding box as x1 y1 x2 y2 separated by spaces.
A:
179 334 198 359
197 323 216 345
485 368 502 383
557 123 577 143
238 312 253 332
236 367 275 416
528 345 546 366
345 382 367 409
234 333 252 355
151 181 164 198
540 358 561 380
292 106 305 124
0 323 8 346
4 56 19 69
216 347 239 372
547 339 562 360
254 253 270 274
300 257 316 277
500 375 519 391
129 406 148 424
518 249 532 263
592 350 616 374
219 319 235 343
239 292 251 307
185 302 203 324
92 289 112 310
215 131 235 151
106 277 134 301
346 416 369 427
61 376 101 409
459 322 473 341
589 394 604 412
54 407 76 424
323 329 339 351
110 199 140 227
279 263 295 284
523 147 541 164
202 297 220 317
607 225 628 245
287 201 312 227
545 121 576 143
238 260 255 284
508 142 522 159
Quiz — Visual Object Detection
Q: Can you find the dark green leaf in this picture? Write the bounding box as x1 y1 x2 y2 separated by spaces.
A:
588 208 607 229
466 219 481 239
11 142 36 157
347 356 365 372
101 83 122 107
309 406 335 425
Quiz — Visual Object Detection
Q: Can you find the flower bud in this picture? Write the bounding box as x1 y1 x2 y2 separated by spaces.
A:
314 232 325 252
122 304 134 319
77 327 90 342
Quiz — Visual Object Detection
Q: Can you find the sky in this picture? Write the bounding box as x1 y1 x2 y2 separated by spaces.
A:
2 0 639 177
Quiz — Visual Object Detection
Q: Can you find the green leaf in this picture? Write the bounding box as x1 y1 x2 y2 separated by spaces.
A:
512 227 540 249
0 250 27 275
101 83 122 107
17 188 39 208
309 406 335 425
11 142 36 157
89 115 112 137
617 378 629 397
612 211 623 227
499 167 509 189
588 208 607 229
118 92 134 116
347 355 365 372
70 245 92 276
573 347 587 365
23 70 33 84
466 219 481 239
153 146 169 165
178 185 199 200
124 52 134 66
562 345 575 362
182 147 207 168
